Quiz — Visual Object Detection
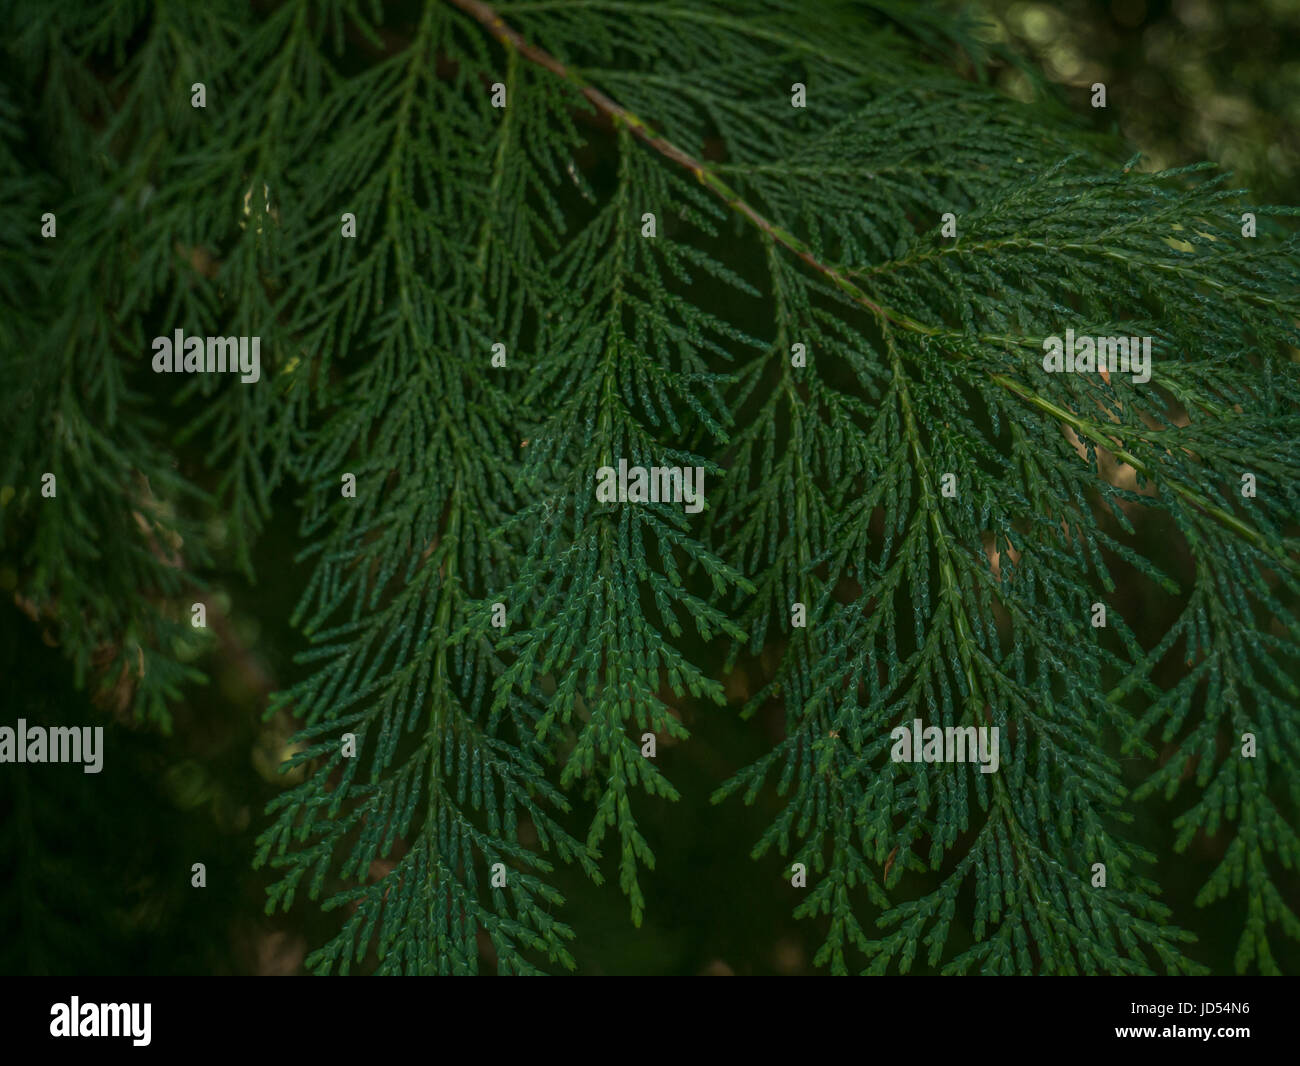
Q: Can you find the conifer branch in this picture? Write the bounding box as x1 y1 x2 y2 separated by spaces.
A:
990 371 1299 574
9 0 1296 976
449 0 1295 588
446 0 917 329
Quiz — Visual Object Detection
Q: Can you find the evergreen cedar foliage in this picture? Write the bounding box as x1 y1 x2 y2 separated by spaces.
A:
1 0 1297 976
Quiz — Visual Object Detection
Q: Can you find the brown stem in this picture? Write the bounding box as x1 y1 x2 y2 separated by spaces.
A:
443 0 919 328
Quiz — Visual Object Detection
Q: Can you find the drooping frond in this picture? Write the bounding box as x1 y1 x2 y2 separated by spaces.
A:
4 0 1296 975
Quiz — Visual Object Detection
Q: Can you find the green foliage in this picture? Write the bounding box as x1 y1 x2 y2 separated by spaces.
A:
2 0 1297 975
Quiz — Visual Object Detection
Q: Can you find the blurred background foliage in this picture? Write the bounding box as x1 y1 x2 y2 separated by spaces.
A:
981 0 1300 201
1 0 1297 975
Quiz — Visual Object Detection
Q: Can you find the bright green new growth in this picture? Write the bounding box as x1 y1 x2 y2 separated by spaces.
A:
2 0 1297 975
